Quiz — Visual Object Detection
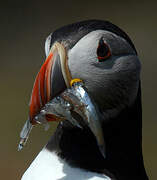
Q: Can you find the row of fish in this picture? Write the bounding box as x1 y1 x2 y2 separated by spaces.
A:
18 82 105 158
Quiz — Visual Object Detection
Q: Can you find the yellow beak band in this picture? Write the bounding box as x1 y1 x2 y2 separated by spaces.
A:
70 79 83 87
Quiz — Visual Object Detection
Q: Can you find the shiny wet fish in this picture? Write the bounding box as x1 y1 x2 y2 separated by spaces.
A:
18 82 105 158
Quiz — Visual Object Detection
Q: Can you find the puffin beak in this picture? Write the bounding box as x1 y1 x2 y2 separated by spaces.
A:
18 42 72 150
29 42 72 124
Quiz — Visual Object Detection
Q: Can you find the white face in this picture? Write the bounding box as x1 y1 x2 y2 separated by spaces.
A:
44 30 141 117
67 30 141 115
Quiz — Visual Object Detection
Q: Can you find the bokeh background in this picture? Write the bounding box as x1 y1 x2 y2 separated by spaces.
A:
1 0 156 179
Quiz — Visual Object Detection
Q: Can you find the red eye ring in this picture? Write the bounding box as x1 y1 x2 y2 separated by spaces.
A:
97 50 111 61
97 38 111 62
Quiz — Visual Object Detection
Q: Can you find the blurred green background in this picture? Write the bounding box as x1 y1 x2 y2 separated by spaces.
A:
1 0 156 179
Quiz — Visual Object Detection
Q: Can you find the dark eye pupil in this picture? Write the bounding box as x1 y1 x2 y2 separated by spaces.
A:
97 38 111 61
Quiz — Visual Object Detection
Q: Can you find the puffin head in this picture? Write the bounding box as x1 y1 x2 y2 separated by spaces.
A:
21 20 148 179
43 20 140 120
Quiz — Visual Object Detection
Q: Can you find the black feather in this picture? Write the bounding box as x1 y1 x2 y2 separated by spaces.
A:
50 20 137 54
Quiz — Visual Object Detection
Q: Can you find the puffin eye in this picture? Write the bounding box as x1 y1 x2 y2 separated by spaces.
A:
97 38 111 62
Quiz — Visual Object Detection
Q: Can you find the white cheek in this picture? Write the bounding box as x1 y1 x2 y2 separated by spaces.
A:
68 30 105 61
68 30 106 79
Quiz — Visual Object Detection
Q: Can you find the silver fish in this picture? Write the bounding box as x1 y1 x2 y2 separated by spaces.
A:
62 82 105 158
18 82 105 158
18 119 33 151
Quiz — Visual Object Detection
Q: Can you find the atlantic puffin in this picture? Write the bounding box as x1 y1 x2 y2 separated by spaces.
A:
21 20 149 180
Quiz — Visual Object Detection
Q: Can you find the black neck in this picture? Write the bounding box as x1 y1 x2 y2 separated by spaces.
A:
46 85 148 180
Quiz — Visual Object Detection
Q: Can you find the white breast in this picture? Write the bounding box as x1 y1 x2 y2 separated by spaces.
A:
21 148 110 180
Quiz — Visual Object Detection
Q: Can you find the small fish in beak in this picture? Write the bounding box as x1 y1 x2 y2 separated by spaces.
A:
18 42 105 158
